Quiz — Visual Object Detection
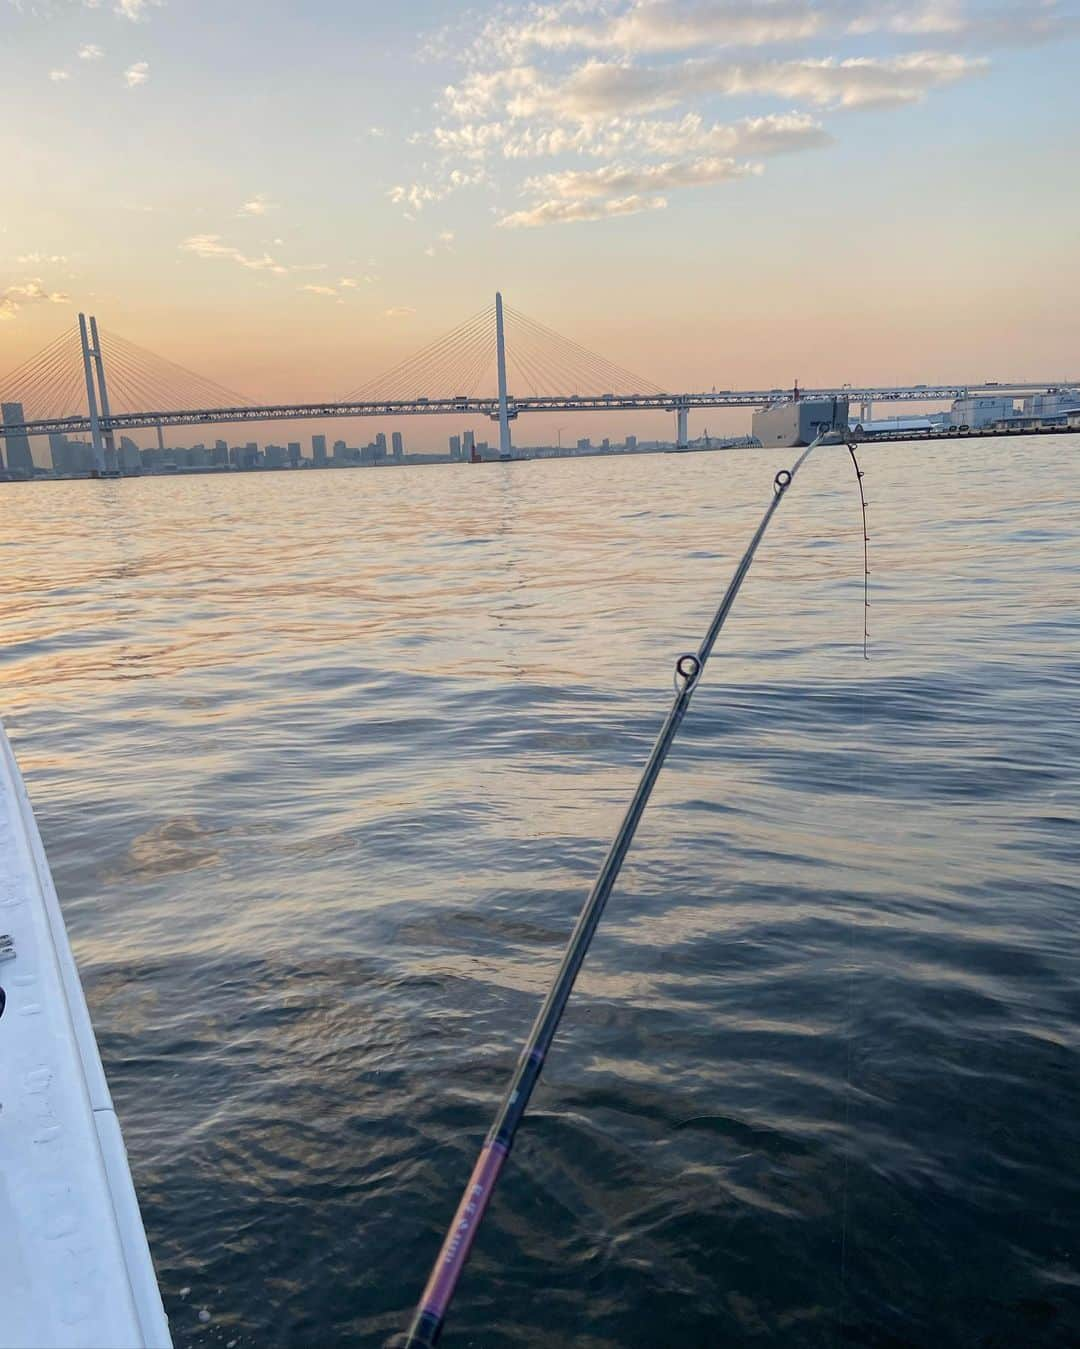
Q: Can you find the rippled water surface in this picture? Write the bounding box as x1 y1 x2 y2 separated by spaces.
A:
2 438 1078 1348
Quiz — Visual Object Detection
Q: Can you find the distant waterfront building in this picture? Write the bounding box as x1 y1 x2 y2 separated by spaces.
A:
449 434 461 460
463 430 475 457
950 395 1016 429
577 438 591 451
2 402 34 476
625 435 637 449
332 438 348 460
375 432 388 458
49 433 70 474
287 441 301 467
243 442 260 468
1021 391 1080 418
312 434 327 464
392 431 403 460
119 435 142 471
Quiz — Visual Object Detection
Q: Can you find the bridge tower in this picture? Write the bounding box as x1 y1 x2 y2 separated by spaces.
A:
495 291 512 457
89 316 118 472
77 313 106 475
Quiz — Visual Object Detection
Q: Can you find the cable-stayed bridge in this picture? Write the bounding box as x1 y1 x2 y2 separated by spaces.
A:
1 293 1075 474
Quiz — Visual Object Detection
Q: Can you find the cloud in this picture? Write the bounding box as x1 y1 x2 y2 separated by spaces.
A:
423 230 457 256
388 167 488 214
499 192 668 228
115 0 157 19
475 0 1078 58
300 284 338 296
238 193 276 216
124 61 150 87
78 43 104 60
426 109 830 161
500 51 987 119
0 280 71 322
17 253 69 264
368 126 386 137
180 234 289 274
629 110 832 156
524 155 761 200
49 69 70 81
384 306 416 317
404 0 1065 234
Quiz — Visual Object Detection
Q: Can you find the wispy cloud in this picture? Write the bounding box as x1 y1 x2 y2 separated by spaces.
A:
424 230 456 256
115 0 158 20
78 43 104 60
238 193 276 216
49 69 70 82
388 167 488 215
384 306 416 317
499 193 668 228
124 60 150 87
523 155 761 200
473 0 1078 59
180 234 289 274
17 253 68 264
300 283 338 296
0 280 71 322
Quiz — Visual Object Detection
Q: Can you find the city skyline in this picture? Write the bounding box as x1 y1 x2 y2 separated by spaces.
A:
3 0 1079 454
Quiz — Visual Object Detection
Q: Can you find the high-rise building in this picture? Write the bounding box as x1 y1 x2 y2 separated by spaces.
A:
391 431 403 459
577 438 591 451
49 433 70 474
374 432 388 458
449 435 461 460
119 435 142 471
625 435 637 450
312 434 327 464
287 441 301 467
463 430 475 456
2 403 34 476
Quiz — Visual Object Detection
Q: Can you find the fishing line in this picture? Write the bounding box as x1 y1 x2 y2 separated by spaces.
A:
401 434 869 1348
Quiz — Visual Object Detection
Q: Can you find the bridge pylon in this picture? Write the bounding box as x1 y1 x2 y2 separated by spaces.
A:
495 291 512 458
77 313 106 475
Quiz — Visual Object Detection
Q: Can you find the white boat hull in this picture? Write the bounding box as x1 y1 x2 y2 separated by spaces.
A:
0 719 171 1349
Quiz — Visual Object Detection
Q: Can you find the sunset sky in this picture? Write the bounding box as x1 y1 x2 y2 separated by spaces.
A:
2 0 1078 447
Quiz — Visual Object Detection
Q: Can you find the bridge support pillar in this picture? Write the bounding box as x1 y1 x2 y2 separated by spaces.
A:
78 313 106 475
495 291 512 458
675 403 689 449
89 316 117 472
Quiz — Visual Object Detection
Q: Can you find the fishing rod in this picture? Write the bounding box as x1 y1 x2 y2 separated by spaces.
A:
402 432 867 1348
